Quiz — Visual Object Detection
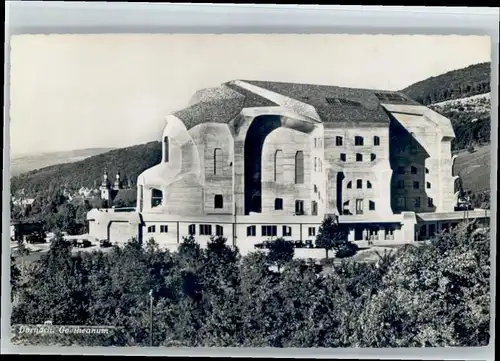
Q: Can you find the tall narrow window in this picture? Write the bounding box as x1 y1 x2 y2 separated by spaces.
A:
151 188 163 208
295 200 304 215
214 194 223 209
311 201 318 215
164 136 169 163
214 148 223 175
356 179 362 189
188 224 196 235
413 181 420 189
355 199 364 215
274 198 283 210
347 181 352 189
247 226 256 236
314 138 317 148
308 227 316 237
336 136 343 146
428 197 434 208
314 185 318 193
282 225 292 237
356 153 363 162
295 151 304 184
340 153 347 162
369 200 375 211
414 197 421 208
355 136 364 146
139 185 144 212
367 181 372 189
426 182 431 189
314 157 317 172
374 136 380 146
216 225 224 236
370 153 376 161
274 150 284 182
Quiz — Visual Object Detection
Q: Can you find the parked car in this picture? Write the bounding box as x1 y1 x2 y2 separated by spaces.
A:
25 233 47 244
304 239 314 248
99 239 112 248
75 239 92 248
293 240 305 248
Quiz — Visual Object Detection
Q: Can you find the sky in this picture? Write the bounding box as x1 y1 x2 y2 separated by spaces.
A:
9 34 491 156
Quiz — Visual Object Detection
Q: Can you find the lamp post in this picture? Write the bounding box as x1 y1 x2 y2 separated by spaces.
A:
149 289 153 347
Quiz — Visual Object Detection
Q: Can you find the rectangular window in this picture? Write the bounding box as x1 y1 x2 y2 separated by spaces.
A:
397 197 406 208
295 200 304 215
397 166 405 175
274 198 283 210
411 166 417 174
199 224 212 236
308 227 316 237
426 182 431 189
340 153 347 162
413 181 420 189
247 225 256 237
147 225 156 233
188 224 196 235
356 153 363 162
311 201 318 216
356 179 362 189
160 225 168 233
139 185 144 212
374 136 380 146
428 197 434 208
262 225 277 237
355 136 364 146
282 225 292 237
336 136 343 146
414 197 421 208
397 180 405 189
314 138 317 148
216 225 224 236
429 224 436 236
295 151 304 184
356 199 364 215
369 200 375 211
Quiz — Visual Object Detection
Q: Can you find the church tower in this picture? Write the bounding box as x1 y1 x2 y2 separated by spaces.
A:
113 172 123 191
100 170 112 203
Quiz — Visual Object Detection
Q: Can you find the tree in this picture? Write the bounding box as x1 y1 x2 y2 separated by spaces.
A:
267 238 294 272
315 216 349 259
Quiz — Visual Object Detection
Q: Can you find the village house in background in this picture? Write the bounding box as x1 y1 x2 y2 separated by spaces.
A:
86 80 490 256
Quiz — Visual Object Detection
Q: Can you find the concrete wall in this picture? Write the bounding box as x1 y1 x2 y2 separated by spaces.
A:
189 123 235 215
324 123 393 217
108 221 140 245
260 126 313 215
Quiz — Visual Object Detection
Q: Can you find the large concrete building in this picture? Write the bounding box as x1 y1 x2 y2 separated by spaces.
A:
87 80 489 255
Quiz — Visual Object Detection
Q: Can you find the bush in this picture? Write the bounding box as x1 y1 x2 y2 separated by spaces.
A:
335 242 359 259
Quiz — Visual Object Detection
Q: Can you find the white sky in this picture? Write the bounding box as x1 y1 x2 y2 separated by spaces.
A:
9 34 491 156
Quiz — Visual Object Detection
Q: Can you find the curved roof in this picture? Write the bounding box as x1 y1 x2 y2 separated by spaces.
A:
172 80 423 129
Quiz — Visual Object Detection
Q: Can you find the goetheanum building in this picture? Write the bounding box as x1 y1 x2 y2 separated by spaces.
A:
87 80 490 254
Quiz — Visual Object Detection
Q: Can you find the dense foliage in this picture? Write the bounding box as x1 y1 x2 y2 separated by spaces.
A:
11 141 162 197
401 62 491 106
11 222 491 347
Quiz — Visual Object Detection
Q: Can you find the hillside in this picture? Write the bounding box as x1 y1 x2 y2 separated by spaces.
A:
11 147 115 177
401 62 491 151
10 141 162 197
401 62 491 105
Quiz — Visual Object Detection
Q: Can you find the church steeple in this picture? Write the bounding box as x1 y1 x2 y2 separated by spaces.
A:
113 171 122 190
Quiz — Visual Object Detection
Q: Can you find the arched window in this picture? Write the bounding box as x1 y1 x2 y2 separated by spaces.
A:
151 188 163 208
295 151 304 184
214 194 223 209
274 150 284 182
367 181 372 189
371 153 376 161
373 136 380 146
355 136 364 146
214 148 223 175
164 137 169 163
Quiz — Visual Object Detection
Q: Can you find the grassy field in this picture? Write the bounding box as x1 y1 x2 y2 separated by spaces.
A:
453 144 491 194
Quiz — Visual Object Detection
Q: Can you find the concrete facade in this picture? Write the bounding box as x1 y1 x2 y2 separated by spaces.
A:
87 80 489 256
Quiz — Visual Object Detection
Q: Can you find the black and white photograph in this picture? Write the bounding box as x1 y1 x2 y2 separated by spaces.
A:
6 32 494 348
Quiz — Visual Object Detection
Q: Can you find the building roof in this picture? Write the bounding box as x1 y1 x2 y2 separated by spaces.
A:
172 80 423 129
